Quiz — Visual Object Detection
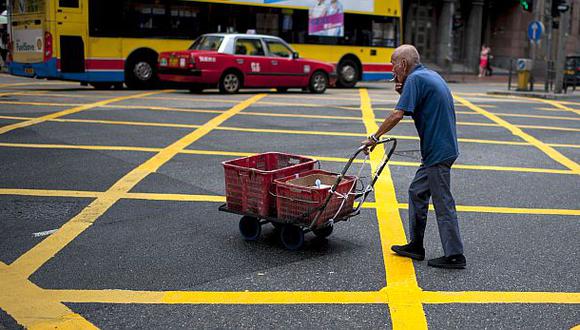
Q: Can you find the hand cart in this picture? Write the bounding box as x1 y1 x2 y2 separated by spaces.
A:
219 138 397 250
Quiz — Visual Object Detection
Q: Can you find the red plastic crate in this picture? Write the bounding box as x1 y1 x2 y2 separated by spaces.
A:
223 152 317 217
274 170 357 227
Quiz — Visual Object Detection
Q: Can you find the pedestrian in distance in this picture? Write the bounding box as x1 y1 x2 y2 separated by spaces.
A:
478 44 490 78
361 44 466 269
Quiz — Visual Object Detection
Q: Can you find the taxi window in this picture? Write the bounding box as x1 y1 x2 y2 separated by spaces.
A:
234 39 265 56
189 36 224 51
265 39 293 58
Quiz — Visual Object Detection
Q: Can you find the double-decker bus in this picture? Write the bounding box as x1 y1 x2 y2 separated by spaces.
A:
8 0 401 89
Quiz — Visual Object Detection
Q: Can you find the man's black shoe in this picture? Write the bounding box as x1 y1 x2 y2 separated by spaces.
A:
391 243 425 261
427 254 466 269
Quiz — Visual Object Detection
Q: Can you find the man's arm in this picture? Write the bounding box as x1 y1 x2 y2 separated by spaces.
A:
361 109 404 152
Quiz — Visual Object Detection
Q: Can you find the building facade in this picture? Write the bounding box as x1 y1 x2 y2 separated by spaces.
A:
403 0 580 76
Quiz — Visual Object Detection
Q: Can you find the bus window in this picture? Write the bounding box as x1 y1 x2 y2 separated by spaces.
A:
59 0 79 8
10 0 44 14
372 19 398 48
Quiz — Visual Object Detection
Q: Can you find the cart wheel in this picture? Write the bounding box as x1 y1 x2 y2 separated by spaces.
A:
280 225 304 251
313 223 334 239
239 216 261 241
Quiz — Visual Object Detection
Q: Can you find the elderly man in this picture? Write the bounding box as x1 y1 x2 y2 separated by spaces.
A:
362 45 466 269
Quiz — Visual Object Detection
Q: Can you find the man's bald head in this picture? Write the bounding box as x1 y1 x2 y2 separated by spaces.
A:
391 44 421 84
392 44 421 66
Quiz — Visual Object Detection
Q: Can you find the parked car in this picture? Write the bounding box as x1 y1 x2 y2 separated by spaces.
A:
564 55 580 87
158 33 337 94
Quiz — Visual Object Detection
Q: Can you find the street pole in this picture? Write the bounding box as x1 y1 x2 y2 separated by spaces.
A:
544 0 553 92
554 6 570 94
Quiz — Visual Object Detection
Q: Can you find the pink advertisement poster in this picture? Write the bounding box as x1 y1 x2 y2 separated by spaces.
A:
309 0 344 37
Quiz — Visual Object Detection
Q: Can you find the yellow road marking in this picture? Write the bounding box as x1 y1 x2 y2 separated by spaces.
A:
516 124 580 132
43 288 580 305
2 94 265 328
454 95 580 174
0 100 83 107
0 90 173 135
540 99 580 116
550 142 580 149
0 188 103 199
47 289 387 305
360 89 427 329
2 189 579 216
0 261 97 329
422 291 580 304
4 98 579 131
0 81 78 88
536 107 577 113
10 94 264 276
0 142 575 175
14 114 531 146
265 94 361 102
493 112 580 121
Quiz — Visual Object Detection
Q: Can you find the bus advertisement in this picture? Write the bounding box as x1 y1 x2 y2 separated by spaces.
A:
8 0 401 89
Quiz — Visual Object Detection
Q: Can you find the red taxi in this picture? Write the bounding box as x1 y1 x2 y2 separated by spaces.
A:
158 34 337 94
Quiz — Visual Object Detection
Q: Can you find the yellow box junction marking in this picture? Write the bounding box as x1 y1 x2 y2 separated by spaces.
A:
454 95 580 174
0 90 174 135
0 261 98 329
359 89 427 329
47 289 388 305
0 94 266 328
0 142 576 175
1 188 579 216
1 88 579 327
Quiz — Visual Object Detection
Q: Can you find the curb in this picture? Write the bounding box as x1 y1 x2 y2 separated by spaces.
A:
488 90 579 100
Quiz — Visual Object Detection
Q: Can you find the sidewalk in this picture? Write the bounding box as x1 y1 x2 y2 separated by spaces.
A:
487 85 579 100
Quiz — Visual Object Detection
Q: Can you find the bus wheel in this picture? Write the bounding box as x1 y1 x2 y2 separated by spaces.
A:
219 71 242 94
337 59 359 88
125 56 158 90
309 71 328 94
90 83 113 90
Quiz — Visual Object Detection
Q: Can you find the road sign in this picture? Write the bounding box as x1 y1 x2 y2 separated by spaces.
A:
517 58 533 71
527 20 544 42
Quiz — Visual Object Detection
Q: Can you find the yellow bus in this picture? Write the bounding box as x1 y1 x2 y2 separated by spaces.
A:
8 0 401 89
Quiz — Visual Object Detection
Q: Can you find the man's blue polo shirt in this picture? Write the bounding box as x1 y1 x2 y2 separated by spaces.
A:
394 64 459 167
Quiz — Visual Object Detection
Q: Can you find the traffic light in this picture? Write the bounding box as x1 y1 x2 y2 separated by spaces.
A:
552 0 569 17
520 0 533 12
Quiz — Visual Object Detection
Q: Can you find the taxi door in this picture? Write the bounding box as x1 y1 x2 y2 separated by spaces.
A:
232 38 270 87
54 0 88 74
263 38 305 87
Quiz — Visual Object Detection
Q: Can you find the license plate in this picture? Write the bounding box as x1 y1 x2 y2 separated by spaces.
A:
565 70 574 75
24 67 34 75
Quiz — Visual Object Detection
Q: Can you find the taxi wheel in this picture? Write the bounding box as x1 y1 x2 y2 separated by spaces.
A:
276 87 288 93
219 71 242 94
309 71 328 94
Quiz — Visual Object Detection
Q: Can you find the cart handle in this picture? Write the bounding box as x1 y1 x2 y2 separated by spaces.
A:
350 138 397 214
307 138 397 229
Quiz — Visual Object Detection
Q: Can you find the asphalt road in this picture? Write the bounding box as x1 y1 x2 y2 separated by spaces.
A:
0 74 578 329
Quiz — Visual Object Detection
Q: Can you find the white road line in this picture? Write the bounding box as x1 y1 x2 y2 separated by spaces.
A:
32 229 58 238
